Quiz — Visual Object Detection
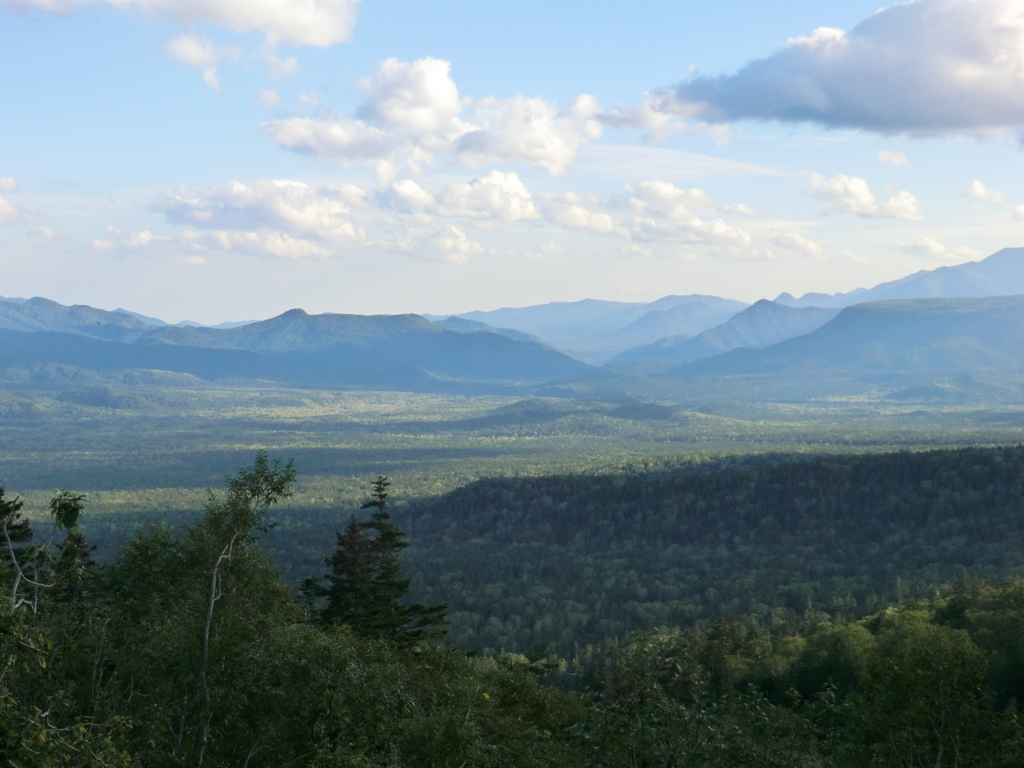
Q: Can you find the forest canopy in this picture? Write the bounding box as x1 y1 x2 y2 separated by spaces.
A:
4 449 1024 766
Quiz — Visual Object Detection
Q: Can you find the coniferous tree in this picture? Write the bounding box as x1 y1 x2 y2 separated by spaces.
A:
321 476 446 646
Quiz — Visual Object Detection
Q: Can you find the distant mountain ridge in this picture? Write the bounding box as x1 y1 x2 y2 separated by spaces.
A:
612 300 840 364
685 295 1024 377
451 294 749 363
0 306 592 391
775 246 1024 308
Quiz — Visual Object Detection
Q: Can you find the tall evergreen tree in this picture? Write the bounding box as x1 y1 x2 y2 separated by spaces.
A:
321 476 446 646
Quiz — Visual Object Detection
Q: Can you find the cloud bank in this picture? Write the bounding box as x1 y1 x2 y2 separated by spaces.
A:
654 0 1024 135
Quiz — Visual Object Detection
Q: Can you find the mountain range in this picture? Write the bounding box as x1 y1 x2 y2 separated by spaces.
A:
775 246 1024 308
1 246 1022 401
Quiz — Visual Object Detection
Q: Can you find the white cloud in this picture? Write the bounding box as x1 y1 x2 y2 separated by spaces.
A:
438 171 539 221
1013 205 1024 220
543 192 617 233
963 180 1006 203
91 225 169 249
91 224 330 260
881 190 924 221
165 33 241 91
264 57 602 176
455 95 600 175
11 0 362 47
29 226 71 240
0 195 37 225
257 88 281 108
803 171 923 220
385 179 436 211
207 230 330 259
433 224 482 264
770 229 823 256
0 176 18 192
156 179 364 242
381 171 540 222
652 0 1024 135
878 151 910 167
0 197 23 225
629 180 716 212
900 238 983 261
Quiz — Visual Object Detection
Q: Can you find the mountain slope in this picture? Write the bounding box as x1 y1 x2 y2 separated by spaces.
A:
432 316 545 345
0 297 151 341
455 295 747 363
0 313 592 390
685 296 1024 377
775 247 1024 308
567 301 745 363
612 300 840 363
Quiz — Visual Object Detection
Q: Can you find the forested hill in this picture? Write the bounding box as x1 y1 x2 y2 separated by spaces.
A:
393 445 1024 653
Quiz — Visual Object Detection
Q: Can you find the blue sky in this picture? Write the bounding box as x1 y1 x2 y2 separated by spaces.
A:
1 0 1023 323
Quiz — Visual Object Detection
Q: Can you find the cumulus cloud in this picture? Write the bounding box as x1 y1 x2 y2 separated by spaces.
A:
437 171 539 221
380 171 540 222
9 0 362 47
1013 205 1024 219
770 229 823 256
650 0 1024 135
264 57 603 177
878 151 910 167
91 225 169 249
963 180 1006 203
901 238 983 261
156 179 364 242
91 224 331 260
621 181 752 248
542 192 618 234
165 33 241 90
0 176 18 192
803 171 923 220
433 224 482 264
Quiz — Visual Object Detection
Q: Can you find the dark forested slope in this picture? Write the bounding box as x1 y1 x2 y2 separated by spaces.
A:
391 446 1024 652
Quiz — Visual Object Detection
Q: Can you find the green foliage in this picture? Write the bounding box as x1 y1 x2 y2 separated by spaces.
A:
317 476 447 646
393 445 1024 653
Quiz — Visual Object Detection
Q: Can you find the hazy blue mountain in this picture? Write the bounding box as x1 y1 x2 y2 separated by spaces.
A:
686 296 1024 376
0 309 592 391
114 308 204 328
611 300 840 363
454 295 748 363
0 294 28 304
775 247 1024 308
432 316 545 345
0 297 151 341
567 301 746 363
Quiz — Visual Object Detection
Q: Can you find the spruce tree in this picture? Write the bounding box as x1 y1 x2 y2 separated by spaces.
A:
321 476 446 646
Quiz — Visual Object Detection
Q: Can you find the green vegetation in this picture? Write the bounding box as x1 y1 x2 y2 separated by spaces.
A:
6 454 1024 767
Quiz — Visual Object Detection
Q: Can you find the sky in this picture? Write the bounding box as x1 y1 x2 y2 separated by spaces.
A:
1 0 1023 323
